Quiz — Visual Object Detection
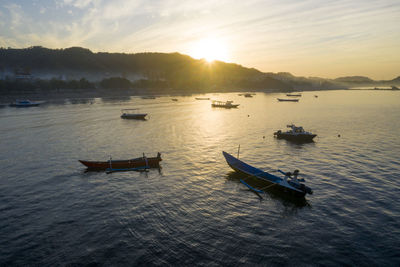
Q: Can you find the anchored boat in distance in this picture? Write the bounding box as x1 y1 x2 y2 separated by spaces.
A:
120 109 147 120
286 93 302 97
211 100 239 108
277 98 299 102
10 99 45 107
274 124 316 142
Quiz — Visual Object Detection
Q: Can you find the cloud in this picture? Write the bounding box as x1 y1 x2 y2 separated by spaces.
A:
0 0 399 79
62 0 96 9
3 3 23 29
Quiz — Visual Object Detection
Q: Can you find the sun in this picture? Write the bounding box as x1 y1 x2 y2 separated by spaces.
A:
190 38 229 62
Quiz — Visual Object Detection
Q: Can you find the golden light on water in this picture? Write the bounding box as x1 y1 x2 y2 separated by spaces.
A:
190 38 229 62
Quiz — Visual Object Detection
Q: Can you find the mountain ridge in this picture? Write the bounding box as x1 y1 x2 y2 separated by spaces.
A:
1 46 399 93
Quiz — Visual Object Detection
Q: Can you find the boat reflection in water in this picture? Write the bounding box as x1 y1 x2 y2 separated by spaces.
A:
225 171 310 207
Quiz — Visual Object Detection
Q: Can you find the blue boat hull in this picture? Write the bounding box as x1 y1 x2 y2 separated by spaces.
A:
222 151 311 197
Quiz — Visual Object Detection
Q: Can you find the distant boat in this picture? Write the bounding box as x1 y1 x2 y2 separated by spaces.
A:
195 97 210 100
223 151 313 197
141 96 156 99
391 86 399 90
277 98 299 102
244 93 253 97
120 109 147 120
286 93 302 97
79 153 162 171
274 124 316 142
314 95 318 98
10 99 44 107
211 100 239 108
171 98 178 101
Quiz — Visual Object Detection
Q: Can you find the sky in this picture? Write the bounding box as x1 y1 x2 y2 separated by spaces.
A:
1 0 400 80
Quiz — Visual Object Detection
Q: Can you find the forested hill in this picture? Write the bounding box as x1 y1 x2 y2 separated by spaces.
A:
0 46 292 92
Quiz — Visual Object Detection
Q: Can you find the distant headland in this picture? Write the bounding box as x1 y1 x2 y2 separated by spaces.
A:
0 46 399 101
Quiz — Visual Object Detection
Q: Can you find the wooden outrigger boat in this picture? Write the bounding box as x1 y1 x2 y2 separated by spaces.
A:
223 151 313 197
79 152 162 171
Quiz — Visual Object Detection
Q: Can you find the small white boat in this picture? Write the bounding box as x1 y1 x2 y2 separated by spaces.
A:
10 99 45 107
120 109 147 120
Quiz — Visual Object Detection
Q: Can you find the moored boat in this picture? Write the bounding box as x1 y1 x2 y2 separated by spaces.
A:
211 100 239 108
223 151 313 197
277 98 299 102
286 93 302 97
274 124 316 142
10 99 45 107
120 109 147 120
79 152 162 170
195 97 210 100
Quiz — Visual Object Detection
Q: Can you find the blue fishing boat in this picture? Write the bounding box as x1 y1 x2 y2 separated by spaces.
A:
10 99 45 107
222 151 313 197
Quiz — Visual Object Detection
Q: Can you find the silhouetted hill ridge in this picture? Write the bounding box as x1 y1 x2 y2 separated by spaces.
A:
1 46 398 91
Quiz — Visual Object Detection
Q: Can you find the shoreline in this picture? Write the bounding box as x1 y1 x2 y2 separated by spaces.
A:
0 87 346 104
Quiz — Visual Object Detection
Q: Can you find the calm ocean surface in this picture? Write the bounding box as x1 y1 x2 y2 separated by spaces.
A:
0 90 399 266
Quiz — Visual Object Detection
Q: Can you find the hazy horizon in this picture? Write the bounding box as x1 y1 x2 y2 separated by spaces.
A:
1 0 399 80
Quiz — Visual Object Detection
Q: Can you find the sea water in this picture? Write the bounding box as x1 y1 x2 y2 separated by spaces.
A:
0 90 399 265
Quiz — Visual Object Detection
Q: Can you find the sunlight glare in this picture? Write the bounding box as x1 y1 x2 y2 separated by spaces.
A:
190 38 229 62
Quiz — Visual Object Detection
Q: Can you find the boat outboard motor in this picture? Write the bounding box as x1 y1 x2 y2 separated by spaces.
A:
305 186 313 195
